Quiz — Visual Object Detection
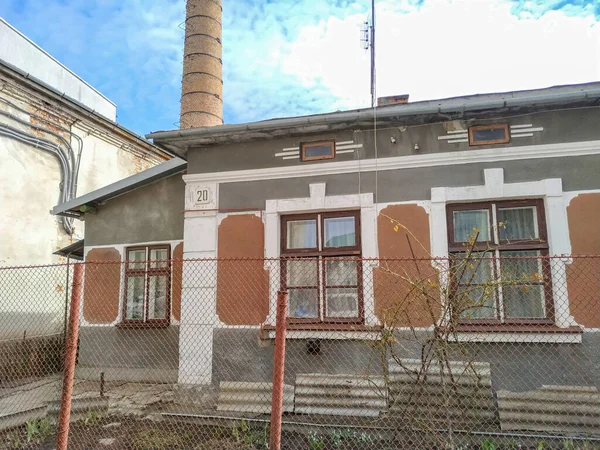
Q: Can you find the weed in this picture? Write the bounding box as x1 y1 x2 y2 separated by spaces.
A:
230 420 269 449
481 437 499 450
537 439 548 450
25 419 38 443
83 408 103 426
307 431 325 450
6 430 21 449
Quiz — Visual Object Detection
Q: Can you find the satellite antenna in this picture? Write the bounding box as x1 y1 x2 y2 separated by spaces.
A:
360 0 376 107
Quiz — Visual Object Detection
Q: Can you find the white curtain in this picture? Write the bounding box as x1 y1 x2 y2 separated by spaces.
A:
453 210 490 242
498 207 537 240
324 217 355 248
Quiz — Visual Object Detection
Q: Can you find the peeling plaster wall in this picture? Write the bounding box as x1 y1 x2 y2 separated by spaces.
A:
0 78 166 339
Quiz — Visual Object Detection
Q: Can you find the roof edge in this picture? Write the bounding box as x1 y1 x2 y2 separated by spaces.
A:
52 158 187 217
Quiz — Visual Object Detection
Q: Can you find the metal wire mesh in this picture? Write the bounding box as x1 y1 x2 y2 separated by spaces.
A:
0 255 599 449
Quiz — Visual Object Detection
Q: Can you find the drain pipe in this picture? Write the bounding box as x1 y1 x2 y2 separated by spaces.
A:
0 124 74 233
0 96 84 195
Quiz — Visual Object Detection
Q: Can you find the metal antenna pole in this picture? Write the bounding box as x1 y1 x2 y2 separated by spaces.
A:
370 0 376 107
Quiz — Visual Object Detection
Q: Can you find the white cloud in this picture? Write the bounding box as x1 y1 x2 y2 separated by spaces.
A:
278 0 600 109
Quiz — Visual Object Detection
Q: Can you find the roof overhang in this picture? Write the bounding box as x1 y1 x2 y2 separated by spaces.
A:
52 157 187 218
53 240 85 260
146 82 600 159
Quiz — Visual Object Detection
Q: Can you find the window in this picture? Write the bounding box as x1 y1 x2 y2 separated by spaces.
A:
447 200 552 324
281 211 362 323
124 245 171 325
468 124 510 146
301 141 335 161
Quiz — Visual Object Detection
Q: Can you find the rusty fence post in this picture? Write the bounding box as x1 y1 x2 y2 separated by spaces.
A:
56 262 84 450
269 291 288 450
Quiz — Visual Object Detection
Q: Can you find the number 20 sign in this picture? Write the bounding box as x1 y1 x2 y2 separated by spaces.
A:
186 183 216 210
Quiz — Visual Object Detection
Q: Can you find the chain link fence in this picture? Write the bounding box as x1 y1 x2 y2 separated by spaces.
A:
0 255 599 449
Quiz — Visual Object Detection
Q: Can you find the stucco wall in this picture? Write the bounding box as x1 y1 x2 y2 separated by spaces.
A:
216 214 269 325
187 109 600 175
567 193 600 328
218 155 600 209
84 174 185 246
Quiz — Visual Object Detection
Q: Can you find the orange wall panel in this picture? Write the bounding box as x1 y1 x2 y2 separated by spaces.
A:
374 204 439 327
217 214 269 325
566 193 600 328
83 248 121 324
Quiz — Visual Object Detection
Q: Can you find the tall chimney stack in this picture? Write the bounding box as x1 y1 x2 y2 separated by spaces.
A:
180 0 223 129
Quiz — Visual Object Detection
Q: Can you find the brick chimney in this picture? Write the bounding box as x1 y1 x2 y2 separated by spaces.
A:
180 0 223 129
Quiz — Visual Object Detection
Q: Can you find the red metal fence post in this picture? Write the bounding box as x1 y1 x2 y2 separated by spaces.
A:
269 290 288 450
56 262 84 450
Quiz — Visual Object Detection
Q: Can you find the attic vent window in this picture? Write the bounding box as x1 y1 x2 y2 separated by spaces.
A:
301 141 335 161
468 124 510 146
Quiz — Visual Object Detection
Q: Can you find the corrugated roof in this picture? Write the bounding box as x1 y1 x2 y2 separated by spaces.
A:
51 158 187 217
53 239 85 260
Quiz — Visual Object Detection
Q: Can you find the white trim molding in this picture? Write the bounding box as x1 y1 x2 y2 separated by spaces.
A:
183 140 600 184
429 168 577 329
264 183 379 326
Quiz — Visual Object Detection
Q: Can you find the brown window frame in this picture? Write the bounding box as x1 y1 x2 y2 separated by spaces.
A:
300 141 335 161
280 210 363 325
447 199 554 326
123 245 171 326
468 124 510 146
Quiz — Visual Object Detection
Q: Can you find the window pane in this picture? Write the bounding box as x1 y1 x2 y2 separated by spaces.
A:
286 220 317 249
326 288 359 318
498 207 538 241
452 253 496 320
460 286 497 319
304 143 333 159
148 275 168 320
126 276 145 320
326 259 358 286
501 250 542 282
150 248 169 268
503 285 545 318
324 216 356 248
286 259 317 287
453 253 493 285
501 250 545 319
128 249 146 269
289 289 318 319
453 210 490 242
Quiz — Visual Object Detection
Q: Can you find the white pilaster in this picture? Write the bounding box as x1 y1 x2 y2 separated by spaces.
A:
178 179 219 385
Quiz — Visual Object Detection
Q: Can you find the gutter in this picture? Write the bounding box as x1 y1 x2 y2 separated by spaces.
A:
146 84 600 144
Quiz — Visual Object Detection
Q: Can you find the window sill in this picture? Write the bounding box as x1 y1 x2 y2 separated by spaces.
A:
260 324 382 341
116 322 170 329
447 324 583 343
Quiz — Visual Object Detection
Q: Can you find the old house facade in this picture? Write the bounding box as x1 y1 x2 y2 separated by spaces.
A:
54 82 600 395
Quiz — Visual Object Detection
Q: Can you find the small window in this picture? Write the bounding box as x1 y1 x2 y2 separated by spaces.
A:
124 245 171 325
468 124 510 146
301 141 335 161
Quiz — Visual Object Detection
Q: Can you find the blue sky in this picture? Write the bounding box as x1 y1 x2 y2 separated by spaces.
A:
1 0 598 136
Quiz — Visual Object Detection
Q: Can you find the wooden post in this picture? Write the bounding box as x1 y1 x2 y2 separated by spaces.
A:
269 291 288 450
56 263 83 450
